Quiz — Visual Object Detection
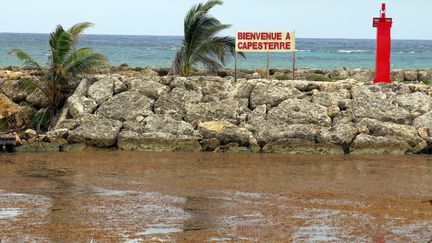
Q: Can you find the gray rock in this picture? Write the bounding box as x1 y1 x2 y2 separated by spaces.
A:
395 92 432 114
250 82 302 108
114 79 127 94
351 85 387 100
233 79 256 99
67 95 98 118
247 105 267 128
0 79 30 101
194 76 234 101
262 138 344 154
200 138 221 151
349 69 374 82
198 121 252 146
124 114 195 136
404 70 418 81
16 142 60 153
26 89 48 107
46 129 69 139
117 131 201 152
0 93 23 119
96 91 153 121
349 99 411 124
312 90 351 107
391 70 405 82
129 79 170 99
154 87 203 119
350 134 411 155
413 111 432 132
267 99 332 126
356 118 426 152
67 115 122 147
87 77 114 104
319 124 358 146
185 99 240 124
254 122 320 145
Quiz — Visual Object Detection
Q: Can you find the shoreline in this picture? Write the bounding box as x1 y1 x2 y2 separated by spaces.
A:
1 65 432 82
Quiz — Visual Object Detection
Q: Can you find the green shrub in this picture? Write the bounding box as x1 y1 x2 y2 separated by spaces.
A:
307 74 332 82
274 75 292 81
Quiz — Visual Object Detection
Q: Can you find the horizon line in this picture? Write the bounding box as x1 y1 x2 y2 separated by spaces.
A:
1 32 431 41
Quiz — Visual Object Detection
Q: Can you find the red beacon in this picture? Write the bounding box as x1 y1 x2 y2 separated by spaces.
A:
373 3 393 83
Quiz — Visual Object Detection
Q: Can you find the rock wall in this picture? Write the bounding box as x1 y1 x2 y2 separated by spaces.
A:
2 67 432 154
50 75 432 154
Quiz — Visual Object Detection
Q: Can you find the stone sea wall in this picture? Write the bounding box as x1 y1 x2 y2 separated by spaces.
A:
2 67 432 154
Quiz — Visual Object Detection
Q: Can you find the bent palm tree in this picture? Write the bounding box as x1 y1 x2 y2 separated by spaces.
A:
171 0 244 76
10 22 108 130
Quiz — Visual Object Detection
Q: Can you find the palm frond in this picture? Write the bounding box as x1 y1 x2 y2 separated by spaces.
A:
68 22 93 44
68 22 93 39
17 78 48 98
66 53 108 75
196 54 224 72
9 49 42 70
173 0 244 76
171 47 185 75
49 25 73 63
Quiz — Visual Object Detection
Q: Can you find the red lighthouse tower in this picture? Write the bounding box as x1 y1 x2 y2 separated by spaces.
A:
373 3 393 83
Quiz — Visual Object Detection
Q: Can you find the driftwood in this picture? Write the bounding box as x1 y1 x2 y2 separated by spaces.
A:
51 78 92 131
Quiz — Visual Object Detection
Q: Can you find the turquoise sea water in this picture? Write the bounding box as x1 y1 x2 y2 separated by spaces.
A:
0 33 431 69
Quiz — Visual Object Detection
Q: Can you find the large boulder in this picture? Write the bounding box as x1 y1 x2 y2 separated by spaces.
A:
233 79 257 99
198 121 252 146
87 77 114 104
67 95 98 118
247 105 267 128
96 91 153 121
404 70 418 81
356 118 426 153
351 85 388 100
67 115 122 147
0 93 22 119
267 99 332 126
154 87 203 119
254 122 320 145
123 114 195 136
395 92 432 114
117 131 201 152
129 79 170 99
26 89 48 107
319 123 358 146
262 139 344 154
185 99 240 124
0 79 30 102
193 76 234 101
250 82 302 108
348 99 411 124
350 134 412 155
312 90 351 107
413 111 432 132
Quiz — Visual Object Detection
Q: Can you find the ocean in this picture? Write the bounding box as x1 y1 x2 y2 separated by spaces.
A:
0 33 432 70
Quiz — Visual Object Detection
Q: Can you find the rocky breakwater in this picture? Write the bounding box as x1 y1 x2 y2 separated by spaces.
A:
20 73 428 155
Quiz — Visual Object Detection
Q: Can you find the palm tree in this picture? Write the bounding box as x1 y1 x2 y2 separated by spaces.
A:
171 0 244 76
9 22 108 130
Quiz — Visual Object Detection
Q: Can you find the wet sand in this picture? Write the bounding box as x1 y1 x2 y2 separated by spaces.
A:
0 151 431 242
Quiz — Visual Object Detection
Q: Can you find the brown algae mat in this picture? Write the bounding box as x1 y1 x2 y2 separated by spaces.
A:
0 151 431 242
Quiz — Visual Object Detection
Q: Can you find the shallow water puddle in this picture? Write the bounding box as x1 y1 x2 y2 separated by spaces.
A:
138 227 182 235
0 208 22 219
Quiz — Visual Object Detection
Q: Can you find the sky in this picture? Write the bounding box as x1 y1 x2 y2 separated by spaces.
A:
0 0 431 39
